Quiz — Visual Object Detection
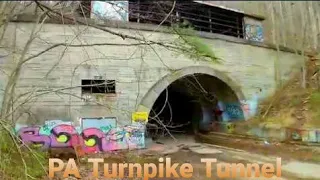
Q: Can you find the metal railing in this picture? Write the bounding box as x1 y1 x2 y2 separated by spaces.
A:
128 1 244 38
75 1 244 38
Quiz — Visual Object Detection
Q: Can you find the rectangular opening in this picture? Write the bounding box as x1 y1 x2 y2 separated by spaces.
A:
73 1 258 40
177 2 244 38
128 0 245 38
81 79 116 94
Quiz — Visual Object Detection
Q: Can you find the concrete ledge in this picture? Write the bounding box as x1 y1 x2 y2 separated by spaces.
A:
210 121 320 144
11 13 311 56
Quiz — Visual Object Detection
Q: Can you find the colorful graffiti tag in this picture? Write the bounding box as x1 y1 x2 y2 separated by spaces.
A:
240 99 259 120
218 89 261 121
245 24 264 42
219 102 244 121
286 128 319 142
91 1 128 21
15 118 145 153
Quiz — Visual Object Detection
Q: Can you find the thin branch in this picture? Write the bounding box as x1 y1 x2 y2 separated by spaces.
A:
22 42 160 64
35 2 186 51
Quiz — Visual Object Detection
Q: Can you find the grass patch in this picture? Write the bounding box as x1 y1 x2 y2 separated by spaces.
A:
0 126 48 180
309 91 320 107
125 151 159 164
305 91 320 127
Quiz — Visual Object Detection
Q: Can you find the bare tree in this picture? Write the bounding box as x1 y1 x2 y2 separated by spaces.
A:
0 1 216 178
0 1 319 179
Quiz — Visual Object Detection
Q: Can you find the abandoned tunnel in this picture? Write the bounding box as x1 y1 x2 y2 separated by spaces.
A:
146 73 242 138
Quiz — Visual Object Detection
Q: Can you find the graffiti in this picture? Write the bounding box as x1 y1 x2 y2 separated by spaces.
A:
240 101 250 119
290 129 318 143
91 1 128 21
226 123 236 133
15 119 145 153
245 24 263 42
223 103 244 120
286 128 307 141
218 99 259 121
81 117 116 133
40 120 72 136
307 130 318 142
18 127 51 149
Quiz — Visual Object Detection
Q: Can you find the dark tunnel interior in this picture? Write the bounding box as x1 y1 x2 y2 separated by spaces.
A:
146 73 240 139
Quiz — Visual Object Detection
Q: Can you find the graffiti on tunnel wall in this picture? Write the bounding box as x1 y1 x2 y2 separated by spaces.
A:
223 103 245 120
15 118 145 153
244 24 263 42
218 89 261 121
218 100 259 121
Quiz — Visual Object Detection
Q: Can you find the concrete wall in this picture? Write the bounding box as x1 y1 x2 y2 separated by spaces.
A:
88 1 320 51
199 1 320 51
7 1 320 51
0 22 302 125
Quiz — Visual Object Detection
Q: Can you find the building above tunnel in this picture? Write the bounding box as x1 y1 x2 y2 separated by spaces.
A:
13 1 320 52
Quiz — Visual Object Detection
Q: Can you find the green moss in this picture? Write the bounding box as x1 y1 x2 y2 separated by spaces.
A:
171 22 221 64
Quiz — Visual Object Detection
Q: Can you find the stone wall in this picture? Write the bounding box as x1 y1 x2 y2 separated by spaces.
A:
0 22 302 125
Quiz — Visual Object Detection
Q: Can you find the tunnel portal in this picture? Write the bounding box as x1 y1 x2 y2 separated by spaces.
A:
146 73 242 138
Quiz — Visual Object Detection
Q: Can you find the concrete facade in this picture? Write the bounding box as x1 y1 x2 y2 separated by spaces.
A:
12 1 320 51
197 1 320 51
0 22 302 125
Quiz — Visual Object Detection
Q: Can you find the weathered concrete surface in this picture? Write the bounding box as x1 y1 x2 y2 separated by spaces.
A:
212 121 320 143
14 1 320 53
282 161 320 179
140 135 320 180
47 134 320 179
199 1 320 51
188 146 223 154
144 140 223 155
0 22 302 125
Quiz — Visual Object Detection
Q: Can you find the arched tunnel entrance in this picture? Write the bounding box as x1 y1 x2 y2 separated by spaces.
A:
146 73 244 138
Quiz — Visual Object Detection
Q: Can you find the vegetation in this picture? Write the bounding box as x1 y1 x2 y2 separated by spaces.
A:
0 1 318 179
307 91 320 127
0 128 48 179
171 22 221 64
0 2 222 179
251 55 320 129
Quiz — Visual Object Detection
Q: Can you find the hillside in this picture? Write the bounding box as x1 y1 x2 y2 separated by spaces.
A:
250 54 320 129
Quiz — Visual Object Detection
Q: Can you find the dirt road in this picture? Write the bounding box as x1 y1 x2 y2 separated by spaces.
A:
49 135 320 180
